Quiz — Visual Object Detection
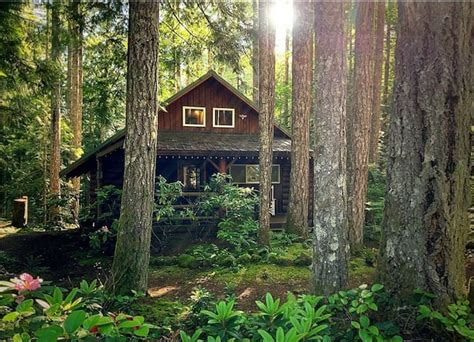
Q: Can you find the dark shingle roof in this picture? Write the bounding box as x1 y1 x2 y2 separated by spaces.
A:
61 131 292 178
156 132 291 155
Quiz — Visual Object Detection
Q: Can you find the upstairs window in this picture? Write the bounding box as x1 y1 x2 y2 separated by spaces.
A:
213 108 235 128
183 106 206 127
229 164 280 184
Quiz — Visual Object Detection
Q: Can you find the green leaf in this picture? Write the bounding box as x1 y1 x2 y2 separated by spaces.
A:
358 329 372 342
52 287 63 304
17 299 34 313
119 319 141 329
134 325 150 337
371 284 384 292
360 315 370 329
64 310 86 334
351 321 361 329
64 288 78 304
35 325 63 341
3 311 20 322
82 315 101 330
368 325 379 336
368 302 378 311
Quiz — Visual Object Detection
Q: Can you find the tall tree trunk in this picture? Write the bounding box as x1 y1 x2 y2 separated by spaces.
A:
282 27 290 128
378 2 472 305
68 0 83 221
346 1 376 249
286 0 312 238
258 0 275 246
368 2 385 164
313 1 349 295
43 5 50 225
110 1 160 295
382 4 392 106
49 0 61 225
252 0 259 105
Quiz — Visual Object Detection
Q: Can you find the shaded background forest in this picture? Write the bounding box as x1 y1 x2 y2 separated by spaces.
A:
0 1 397 225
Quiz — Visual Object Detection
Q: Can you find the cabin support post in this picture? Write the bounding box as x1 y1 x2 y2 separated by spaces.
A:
96 157 102 221
219 158 226 174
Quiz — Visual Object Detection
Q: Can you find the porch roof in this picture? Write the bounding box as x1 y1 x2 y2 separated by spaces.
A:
61 131 293 178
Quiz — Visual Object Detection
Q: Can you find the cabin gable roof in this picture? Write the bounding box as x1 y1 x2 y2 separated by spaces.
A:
61 70 291 178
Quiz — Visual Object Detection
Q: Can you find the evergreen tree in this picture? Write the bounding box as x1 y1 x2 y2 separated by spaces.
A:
378 1 472 305
110 0 160 294
257 0 275 246
286 0 312 238
313 1 349 295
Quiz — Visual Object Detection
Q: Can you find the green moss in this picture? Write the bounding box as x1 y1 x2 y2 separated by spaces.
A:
213 263 311 285
150 255 178 267
285 243 311 259
150 265 199 279
178 254 200 268
131 298 185 326
349 256 376 285
294 252 312 266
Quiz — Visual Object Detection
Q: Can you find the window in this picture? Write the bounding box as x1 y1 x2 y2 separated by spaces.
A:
229 164 280 184
213 108 235 128
183 106 206 127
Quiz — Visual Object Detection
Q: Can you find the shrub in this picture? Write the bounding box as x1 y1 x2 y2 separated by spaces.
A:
0 273 156 340
179 284 406 342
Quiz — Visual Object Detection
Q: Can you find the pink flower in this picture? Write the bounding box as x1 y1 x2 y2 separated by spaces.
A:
100 226 109 233
12 273 43 292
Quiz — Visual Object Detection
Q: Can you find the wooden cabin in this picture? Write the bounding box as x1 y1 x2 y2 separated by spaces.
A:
61 71 313 228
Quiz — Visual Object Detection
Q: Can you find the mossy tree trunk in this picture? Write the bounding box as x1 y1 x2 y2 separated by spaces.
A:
346 1 376 249
378 2 472 305
286 0 312 238
313 1 349 295
110 1 160 295
258 0 275 246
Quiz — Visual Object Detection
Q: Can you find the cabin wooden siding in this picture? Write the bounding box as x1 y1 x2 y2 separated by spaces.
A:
159 78 259 134
95 149 314 222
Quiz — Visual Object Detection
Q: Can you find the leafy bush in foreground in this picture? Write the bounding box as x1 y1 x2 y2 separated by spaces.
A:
0 273 155 341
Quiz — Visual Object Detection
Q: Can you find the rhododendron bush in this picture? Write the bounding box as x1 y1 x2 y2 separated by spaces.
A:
0 273 156 341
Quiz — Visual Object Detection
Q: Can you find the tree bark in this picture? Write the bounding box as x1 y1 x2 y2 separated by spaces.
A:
286 0 312 238
382 5 392 107
49 0 62 225
258 0 275 246
110 0 160 295
282 26 290 128
346 1 376 249
252 0 259 105
68 0 83 221
368 1 385 165
378 2 472 305
313 1 349 295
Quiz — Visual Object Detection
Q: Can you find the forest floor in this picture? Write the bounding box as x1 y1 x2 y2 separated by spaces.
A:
0 228 376 316
0 226 472 324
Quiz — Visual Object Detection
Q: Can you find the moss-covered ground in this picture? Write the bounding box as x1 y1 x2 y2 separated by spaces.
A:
0 227 377 326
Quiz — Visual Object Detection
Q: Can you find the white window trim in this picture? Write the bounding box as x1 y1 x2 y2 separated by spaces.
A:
229 164 280 184
212 107 235 128
183 106 206 127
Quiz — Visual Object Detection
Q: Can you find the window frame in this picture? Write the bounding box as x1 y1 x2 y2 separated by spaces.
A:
212 107 235 128
229 164 280 184
183 106 206 127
